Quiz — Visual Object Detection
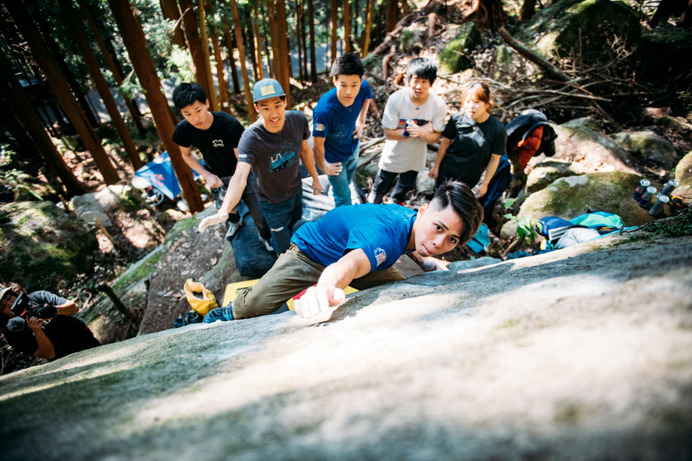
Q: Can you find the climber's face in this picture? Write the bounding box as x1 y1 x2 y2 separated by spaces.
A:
410 203 463 257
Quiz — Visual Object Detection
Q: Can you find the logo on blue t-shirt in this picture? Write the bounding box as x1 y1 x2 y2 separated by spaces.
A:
314 123 325 132
373 247 387 266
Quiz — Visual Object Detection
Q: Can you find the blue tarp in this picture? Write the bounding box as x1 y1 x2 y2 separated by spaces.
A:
134 151 199 200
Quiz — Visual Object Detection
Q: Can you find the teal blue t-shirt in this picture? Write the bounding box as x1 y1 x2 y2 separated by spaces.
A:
292 203 416 271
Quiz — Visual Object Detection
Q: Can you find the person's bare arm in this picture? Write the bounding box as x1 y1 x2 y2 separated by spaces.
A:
180 145 223 188
300 140 322 195
27 317 55 360
294 249 371 321
428 136 452 179
354 99 371 139
476 153 501 198
55 300 78 315
313 136 342 176
197 163 251 232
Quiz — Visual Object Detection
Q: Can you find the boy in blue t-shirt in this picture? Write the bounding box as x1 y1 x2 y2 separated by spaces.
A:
312 53 372 207
203 180 484 323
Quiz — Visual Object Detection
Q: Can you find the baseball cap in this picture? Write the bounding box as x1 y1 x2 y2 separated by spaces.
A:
0 287 10 304
252 78 286 103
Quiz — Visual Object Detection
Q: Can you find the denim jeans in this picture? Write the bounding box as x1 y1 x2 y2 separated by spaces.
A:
259 189 303 254
327 145 359 207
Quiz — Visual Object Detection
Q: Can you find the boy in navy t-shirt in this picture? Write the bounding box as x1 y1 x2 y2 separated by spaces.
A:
312 53 372 207
204 180 483 323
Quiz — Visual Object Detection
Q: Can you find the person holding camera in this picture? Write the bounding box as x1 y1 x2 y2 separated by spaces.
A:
0 283 100 361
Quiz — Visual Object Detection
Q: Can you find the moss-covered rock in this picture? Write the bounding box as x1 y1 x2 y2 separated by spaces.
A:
553 118 639 174
516 0 641 64
0 201 98 290
518 171 656 226
612 130 679 170
526 160 587 194
639 27 692 85
673 151 692 201
439 23 481 74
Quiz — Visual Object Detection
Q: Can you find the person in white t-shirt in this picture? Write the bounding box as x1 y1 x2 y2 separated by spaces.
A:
368 58 447 205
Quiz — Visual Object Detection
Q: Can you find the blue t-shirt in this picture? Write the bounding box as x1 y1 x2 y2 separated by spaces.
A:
292 203 416 271
312 80 373 163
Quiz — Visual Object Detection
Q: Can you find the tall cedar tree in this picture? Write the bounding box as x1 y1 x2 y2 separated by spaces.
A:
179 0 215 105
107 0 203 212
0 52 85 196
4 0 120 185
58 0 143 170
228 0 256 120
78 0 145 136
196 0 218 111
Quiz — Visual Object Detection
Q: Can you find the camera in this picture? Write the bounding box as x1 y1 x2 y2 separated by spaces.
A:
10 292 57 320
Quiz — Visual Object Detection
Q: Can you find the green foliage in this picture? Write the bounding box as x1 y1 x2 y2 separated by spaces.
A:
504 213 539 243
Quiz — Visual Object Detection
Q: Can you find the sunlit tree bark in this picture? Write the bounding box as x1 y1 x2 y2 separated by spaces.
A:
228 0 256 120
0 52 85 196
330 0 338 63
361 0 375 57
159 0 186 47
59 0 143 170
308 0 317 82
78 0 145 136
344 0 351 53
4 0 120 185
179 0 214 102
108 0 203 212
222 26 241 94
196 0 218 110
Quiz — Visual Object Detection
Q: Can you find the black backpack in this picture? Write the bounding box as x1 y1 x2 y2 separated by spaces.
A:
505 109 557 158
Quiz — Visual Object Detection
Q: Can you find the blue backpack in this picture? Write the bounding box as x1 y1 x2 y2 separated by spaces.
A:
536 211 627 243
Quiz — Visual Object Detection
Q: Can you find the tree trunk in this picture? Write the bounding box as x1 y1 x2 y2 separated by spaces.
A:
308 0 317 82
267 0 281 80
78 0 145 136
331 0 338 63
260 0 274 77
159 0 186 47
276 0 292 84
211 25 231 114
344 0 351 53
178 0 214 102
362 0 376 57
519 0 537 21
59 0 143 170
4 0 120 185
108 0 203 213
253 5 264 80
0 52 85 196
295 0 304 81
197 0 218 111
229 0 257 121
223 26 241 94
244 7 259 81
386 0 398 33
298 0 308 80
35 13 100 129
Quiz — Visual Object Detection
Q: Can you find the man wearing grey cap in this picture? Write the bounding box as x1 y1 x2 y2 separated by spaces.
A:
198 79 322 254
